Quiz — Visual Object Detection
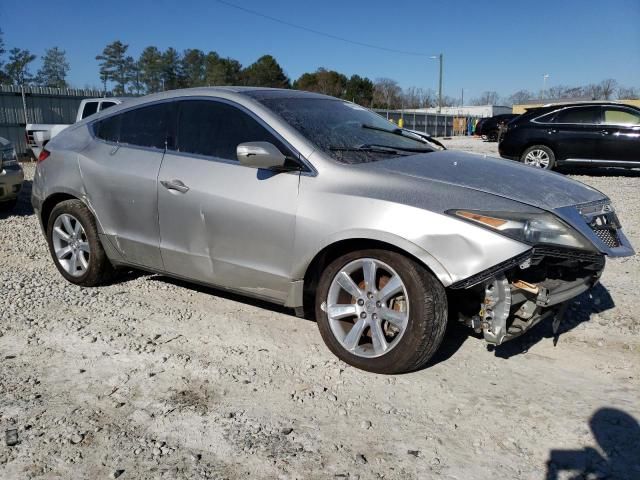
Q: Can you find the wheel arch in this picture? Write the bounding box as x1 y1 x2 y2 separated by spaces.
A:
297 235 452 316
41 192 80 232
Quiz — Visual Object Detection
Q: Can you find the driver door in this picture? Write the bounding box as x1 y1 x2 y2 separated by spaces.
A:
157 99 300 303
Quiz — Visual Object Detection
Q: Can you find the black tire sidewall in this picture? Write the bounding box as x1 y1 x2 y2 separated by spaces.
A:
46 200 109 286
315 249 447 374
521 145 556 170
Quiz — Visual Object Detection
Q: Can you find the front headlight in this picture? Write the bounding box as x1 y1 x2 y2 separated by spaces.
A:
448 209 595 251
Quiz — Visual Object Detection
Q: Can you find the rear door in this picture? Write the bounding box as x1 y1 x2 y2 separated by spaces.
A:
157 98 300 302
598 106 640 163
545 106 601 161
82 102 172 270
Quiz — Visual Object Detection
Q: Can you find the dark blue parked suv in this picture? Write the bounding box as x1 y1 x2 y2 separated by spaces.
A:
499 102 640 170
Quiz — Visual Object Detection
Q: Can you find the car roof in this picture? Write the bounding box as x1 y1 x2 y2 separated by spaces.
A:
94 87 337 113
526 101 639 112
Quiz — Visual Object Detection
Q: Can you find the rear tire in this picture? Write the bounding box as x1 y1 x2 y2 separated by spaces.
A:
521 145 555 170
315 249 448 374
47 200 114 287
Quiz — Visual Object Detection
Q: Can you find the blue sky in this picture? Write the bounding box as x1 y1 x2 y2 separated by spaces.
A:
1 0 639 100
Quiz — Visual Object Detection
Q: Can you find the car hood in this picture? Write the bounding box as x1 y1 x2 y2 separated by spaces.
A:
365 150 606 210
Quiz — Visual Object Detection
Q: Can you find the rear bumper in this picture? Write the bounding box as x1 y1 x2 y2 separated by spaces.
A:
0 166 24 202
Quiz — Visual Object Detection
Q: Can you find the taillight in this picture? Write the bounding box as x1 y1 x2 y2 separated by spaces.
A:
38 149 50 163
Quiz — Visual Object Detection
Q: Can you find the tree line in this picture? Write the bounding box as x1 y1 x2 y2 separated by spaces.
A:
1 31 638 107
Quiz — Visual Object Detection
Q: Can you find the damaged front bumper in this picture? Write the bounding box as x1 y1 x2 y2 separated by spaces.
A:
452 247 605 345
450 199 634 345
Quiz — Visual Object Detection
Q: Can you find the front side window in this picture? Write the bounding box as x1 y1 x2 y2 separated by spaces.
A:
81 101 99 119
175 100 289 161
552 107 600 124
248 96 435 164
602 108 640 126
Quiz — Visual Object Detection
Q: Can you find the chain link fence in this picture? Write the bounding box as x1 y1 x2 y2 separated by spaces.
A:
374 109 482 137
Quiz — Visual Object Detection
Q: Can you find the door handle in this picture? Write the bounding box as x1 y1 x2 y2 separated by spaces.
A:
547 129 557 134
161 179 190 193
600 130 610 136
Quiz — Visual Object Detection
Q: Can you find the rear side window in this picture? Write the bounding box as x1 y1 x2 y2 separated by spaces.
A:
552 107 599 124
175 100 288 160
119 103 171 149
81 101 99 119
94 103 172 149
602 108 640 126
94 114 121 142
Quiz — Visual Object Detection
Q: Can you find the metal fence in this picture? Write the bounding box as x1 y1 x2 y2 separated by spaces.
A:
0 85 107 156
374 109 482 137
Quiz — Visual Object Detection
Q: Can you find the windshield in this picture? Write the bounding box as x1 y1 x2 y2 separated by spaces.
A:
251 96 435 164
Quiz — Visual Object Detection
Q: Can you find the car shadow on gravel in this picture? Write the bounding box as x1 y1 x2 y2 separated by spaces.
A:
558 166 640 177
494 283 615 359
0 179 33 219
545 407 640 480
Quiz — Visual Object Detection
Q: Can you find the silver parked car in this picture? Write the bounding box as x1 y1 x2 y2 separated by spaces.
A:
32 88 634 373
1 136 24 210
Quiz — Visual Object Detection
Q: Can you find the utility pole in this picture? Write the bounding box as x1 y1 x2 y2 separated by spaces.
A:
461 88 464 107
543 73 549 99
430 53 444 113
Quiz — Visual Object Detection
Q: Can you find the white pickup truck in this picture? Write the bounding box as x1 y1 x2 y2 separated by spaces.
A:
26 97 123 158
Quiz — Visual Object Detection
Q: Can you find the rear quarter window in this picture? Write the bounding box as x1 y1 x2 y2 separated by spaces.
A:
550 107 600 124
93 102 172 149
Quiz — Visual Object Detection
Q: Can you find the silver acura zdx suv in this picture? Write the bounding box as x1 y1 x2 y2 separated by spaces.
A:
31 87 634 373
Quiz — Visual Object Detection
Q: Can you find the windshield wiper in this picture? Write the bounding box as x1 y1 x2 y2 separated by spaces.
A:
361 123 446 150
329 144 403 154
362 143 433 153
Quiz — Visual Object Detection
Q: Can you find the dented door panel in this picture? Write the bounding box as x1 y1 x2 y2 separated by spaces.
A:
157 152 299 302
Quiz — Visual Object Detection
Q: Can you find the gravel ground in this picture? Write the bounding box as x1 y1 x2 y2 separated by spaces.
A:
1 140 639 480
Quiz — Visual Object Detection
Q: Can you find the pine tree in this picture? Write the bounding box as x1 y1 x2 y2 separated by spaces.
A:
138 46 164 93
36 47 70 88
240 55 289 88
5 48 36 85
96 41 135 95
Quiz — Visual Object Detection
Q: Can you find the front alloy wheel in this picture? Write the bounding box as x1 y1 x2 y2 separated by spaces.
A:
326 258 409 358
315 249 448 374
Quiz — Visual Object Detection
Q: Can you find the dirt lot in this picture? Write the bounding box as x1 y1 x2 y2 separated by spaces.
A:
1 138 639 480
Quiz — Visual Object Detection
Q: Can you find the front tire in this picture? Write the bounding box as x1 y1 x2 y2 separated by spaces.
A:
521 145 555 170
47 200 114 286
315 249 448 374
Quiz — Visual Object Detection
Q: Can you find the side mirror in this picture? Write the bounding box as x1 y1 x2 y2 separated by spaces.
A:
237 142 287 170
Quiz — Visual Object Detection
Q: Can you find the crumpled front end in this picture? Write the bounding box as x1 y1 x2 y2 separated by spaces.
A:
450 200 633 345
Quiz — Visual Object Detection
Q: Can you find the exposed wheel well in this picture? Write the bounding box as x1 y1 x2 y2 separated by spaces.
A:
301 238 434 318
41 193 78 231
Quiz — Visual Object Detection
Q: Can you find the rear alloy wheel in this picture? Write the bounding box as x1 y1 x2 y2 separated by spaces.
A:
315 249 447 374
47 200 114 286
521 145 555 170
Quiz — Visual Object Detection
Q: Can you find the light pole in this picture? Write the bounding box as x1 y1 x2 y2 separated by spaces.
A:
430 54 443 113
543 73 549 99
